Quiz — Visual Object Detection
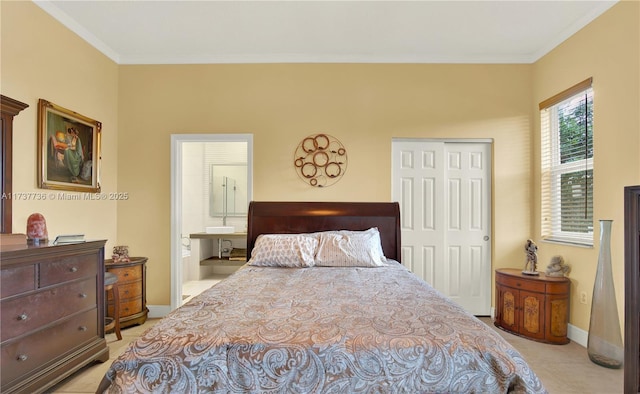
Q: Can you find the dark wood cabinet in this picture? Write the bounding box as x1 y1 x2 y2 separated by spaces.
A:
105 257 148 328
0 240 108 393
1 95 29 234
625 185 640 394
495 268 570 345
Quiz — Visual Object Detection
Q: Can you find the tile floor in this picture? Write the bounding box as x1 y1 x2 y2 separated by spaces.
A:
181 274 228 305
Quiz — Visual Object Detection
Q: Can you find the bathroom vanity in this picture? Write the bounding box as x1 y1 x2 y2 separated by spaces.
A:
189 231 247 264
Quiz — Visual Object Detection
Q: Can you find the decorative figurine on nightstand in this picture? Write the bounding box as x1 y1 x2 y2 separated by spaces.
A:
545 255 570 277
112 245 130 263
522 239 540 275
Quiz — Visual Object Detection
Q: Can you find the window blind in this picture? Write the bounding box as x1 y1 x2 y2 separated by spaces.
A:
540 78 594 246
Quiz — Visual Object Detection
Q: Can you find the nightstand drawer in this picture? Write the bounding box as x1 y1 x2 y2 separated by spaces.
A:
545 281 570 294
118 298 143 318
108 281 142 302
496 272 546 293
112 265 142 284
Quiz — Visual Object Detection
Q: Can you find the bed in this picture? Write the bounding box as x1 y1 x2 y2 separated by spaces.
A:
97 201 546 393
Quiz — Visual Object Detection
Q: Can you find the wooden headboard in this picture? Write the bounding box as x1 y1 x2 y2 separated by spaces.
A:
247 201 401 262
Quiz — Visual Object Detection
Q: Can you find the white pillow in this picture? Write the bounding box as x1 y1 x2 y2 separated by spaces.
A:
315 227 386 267
248 234 318 268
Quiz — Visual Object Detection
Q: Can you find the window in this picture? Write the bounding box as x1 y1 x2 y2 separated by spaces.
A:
540 78 594 246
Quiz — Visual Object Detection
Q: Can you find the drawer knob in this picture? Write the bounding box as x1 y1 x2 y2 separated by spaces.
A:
17 314 28 321
79 326 88 331
70 266 78 272
79 293 87 298
516 283 521 287
124 273 129 277
17 354 28 361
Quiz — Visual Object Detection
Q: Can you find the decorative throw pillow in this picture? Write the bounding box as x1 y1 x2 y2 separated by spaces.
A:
315 227 386 267
248 234 318 268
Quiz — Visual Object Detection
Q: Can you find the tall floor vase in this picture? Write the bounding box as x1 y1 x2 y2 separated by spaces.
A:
587 219 624 368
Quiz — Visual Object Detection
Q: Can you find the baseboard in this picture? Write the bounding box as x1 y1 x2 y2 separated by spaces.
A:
568 323 588 347
147 304 171 318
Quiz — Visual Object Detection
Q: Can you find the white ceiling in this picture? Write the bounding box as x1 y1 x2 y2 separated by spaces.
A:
34 0 618 65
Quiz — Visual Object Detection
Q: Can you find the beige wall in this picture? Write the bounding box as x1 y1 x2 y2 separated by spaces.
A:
1 3 119 250
118 63 533 305
2 1 638 333
532 0 640 331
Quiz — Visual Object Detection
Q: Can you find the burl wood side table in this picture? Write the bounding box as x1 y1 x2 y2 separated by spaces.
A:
105 256 148 328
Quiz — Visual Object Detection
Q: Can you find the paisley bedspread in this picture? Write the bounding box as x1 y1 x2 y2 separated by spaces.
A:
97 262 546 393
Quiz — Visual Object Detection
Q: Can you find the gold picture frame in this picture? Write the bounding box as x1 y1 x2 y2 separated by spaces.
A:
37 99 101 192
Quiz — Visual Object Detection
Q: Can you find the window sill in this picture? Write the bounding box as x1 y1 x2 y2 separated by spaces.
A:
541 238 594 248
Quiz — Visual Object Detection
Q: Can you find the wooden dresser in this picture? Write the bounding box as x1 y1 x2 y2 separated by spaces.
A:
495 268 570 344
105 256 148 328
0 240 109 393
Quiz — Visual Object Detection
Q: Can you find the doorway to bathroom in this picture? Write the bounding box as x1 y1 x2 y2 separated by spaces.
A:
170 134 253 310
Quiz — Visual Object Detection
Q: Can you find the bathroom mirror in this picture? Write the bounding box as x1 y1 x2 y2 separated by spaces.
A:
209 164 248 217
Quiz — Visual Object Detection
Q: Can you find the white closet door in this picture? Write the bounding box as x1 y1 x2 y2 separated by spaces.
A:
392 139 492 315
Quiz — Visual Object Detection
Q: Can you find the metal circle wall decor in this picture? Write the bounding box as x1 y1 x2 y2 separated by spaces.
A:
294 133 347 187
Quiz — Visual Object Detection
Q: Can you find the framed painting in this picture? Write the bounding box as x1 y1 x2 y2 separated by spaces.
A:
37 99 101 192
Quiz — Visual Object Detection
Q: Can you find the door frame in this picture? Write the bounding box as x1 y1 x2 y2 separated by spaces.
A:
170 134 253 310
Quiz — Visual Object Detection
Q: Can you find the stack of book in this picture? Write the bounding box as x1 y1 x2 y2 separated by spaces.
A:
53 234 85 245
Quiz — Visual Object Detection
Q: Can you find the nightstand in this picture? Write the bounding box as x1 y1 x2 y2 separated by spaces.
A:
495 268 570 344
105 256 148 328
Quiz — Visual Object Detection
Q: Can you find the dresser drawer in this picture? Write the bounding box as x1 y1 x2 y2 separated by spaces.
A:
1 308 98 386
111 265 142 284
0 265 36 298
1 278 96 341
496 272 546 293
39 254 98 287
